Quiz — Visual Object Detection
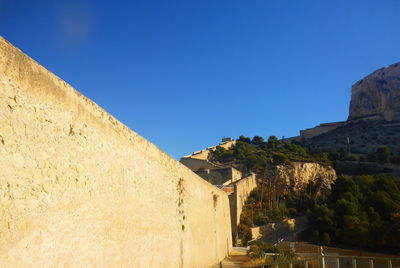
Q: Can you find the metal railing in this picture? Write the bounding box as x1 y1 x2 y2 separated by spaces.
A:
248 254 400 268
250 259 313 268
319 255 400 268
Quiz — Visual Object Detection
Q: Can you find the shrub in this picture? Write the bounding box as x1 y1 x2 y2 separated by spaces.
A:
311 230 320 243
237 224 252 246
248 241 297 262
254 213 267 226
322 232 331 245
272 152 289 165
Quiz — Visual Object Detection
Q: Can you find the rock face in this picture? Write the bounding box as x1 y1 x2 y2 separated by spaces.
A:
349 62 400 121
267 162 337 193
298 62 400 156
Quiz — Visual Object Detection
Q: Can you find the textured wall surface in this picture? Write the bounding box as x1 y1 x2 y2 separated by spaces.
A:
229 174 257 244
232 174 257 226
299 122 344 139
180 157 220 171
195 167 242 186
0 37 232 267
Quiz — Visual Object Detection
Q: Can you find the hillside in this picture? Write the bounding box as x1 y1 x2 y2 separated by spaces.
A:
304 120 400 154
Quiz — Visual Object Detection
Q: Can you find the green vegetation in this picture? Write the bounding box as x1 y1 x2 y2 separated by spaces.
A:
302 174 400 252
329 146 400 165
237 223 252 245
216 135 400 252
248 241 297 263
237 179 326 245
237 187 290 245
211 135 333 174
365 146 400 164
211 135 333 245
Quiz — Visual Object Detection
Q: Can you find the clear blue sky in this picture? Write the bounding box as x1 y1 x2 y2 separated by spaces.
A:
1 0 399 159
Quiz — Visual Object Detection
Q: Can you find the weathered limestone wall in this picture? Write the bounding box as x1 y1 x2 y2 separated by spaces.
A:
0 37 232 267
228 168 243 185
299 122 344 139
187 150 210 160
229 173 257 244
180 140 236 164
232 174 257 226
218 140 236 150
195 167 242 186
180 157 220 171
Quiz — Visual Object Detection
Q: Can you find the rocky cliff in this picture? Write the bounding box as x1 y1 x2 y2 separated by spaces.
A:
267 162 337 193
300 62 400 155
349 62 400 121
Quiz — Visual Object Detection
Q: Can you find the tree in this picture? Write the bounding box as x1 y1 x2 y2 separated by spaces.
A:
307 175 400 251
251 136 265 147
238 135 251 143
322 232 331 245
311 230 320 243
285 142 307 156
267 136 280 149
212 146 233 163
309 204 336 235
237 224 252 246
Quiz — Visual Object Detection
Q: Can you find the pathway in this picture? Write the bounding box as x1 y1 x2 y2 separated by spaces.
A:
211 247 258 268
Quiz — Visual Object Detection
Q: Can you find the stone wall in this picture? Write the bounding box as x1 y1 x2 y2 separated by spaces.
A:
195 167 242 186
186 150 210 160
299 122 344 139
180 157 221 171
180 140 236 166
228 173 257 244
0 37 232 267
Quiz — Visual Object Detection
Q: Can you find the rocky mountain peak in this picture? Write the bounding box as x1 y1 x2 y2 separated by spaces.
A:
348 62 400 121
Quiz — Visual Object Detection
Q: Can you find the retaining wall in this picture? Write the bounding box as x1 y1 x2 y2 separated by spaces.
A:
229 173 257 244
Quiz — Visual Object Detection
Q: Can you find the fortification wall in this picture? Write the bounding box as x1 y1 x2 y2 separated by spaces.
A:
233 174 257 226
0 37 232 267
180 157 220 171
229 173 257 244
300 122 343 139
195 167 242 186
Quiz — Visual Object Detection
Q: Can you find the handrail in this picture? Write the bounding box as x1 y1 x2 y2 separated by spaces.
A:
246 259 314 268
300 253 400 261
333 256 400 260
244 254 400 268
